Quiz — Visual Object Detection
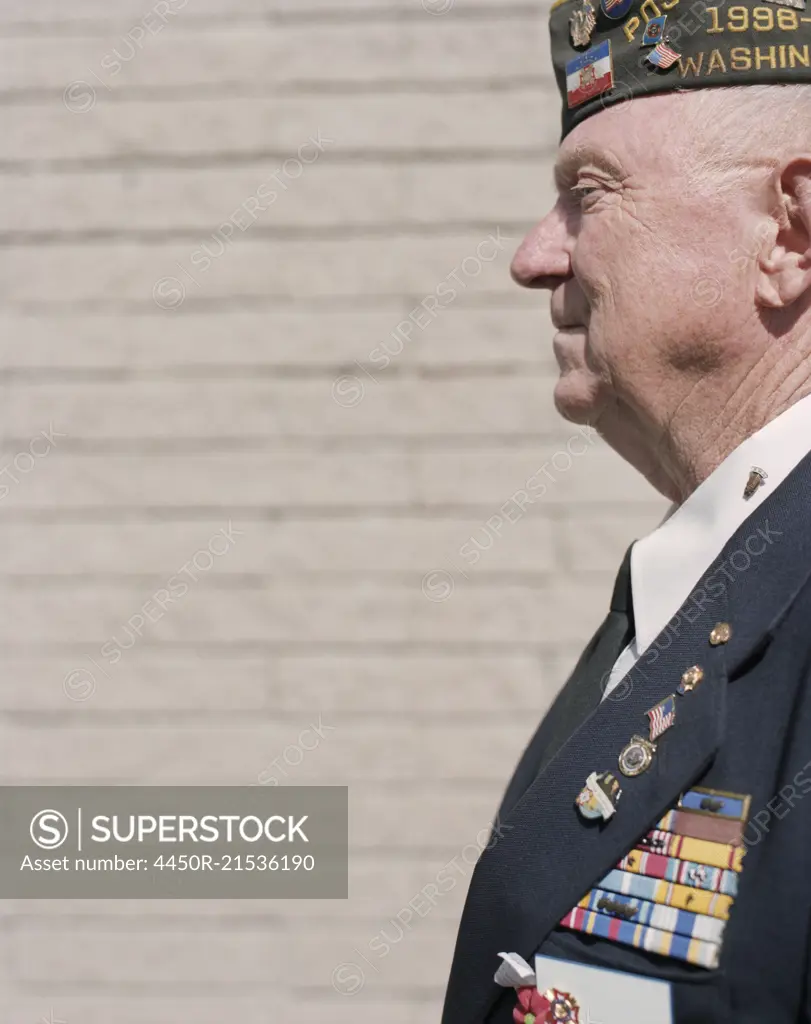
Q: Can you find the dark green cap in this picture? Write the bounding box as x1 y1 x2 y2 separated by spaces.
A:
550 0 811 138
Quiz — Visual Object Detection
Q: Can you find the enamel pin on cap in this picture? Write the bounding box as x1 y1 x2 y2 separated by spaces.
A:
600 0 633 18
576 770 622 820
641 14 667 44
565 40 613 109
646 36 681 70
569 0 597 46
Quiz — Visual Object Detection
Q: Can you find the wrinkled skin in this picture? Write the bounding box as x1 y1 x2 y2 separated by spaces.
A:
510 91 811 504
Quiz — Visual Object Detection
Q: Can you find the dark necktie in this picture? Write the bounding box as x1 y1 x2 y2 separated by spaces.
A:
495 544 636 823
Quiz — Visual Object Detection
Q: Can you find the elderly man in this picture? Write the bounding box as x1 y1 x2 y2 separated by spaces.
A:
440 3 811 1023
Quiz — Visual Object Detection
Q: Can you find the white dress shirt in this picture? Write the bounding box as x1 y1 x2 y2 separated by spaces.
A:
602 393 811 700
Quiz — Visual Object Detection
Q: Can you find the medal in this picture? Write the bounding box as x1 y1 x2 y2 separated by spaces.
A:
618 735 656 777
542 988 580 1022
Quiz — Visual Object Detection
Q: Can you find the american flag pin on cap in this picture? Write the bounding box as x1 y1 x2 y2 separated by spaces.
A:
646 35 681 69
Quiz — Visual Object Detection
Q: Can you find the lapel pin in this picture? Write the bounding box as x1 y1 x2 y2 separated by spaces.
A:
618 694 675 778
646 693 676 741
618 735 656 777
709 622 732 646
678 665 704 694
576 770 622 820
569 0 597 46
743 466 768 499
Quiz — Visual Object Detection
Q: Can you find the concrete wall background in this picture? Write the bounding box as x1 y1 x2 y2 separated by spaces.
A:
0 0 665 1020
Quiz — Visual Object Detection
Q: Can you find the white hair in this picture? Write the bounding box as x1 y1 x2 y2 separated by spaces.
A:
674 84 811 188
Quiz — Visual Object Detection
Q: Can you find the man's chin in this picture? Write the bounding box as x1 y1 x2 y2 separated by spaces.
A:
553 375 604 425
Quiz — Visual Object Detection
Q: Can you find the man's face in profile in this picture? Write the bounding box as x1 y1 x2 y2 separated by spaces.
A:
509 93 760 463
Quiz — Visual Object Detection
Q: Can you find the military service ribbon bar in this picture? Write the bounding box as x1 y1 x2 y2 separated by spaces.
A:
618 848 739 895
560 906 721 969
562 786 752 969
597 867 735 918
576 886 727 943
657 808 745 846
635 829 745 870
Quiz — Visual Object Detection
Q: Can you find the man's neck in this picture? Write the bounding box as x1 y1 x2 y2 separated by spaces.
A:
659 353 811 505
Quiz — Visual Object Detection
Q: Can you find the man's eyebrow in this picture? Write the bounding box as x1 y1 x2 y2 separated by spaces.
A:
553 148 625 189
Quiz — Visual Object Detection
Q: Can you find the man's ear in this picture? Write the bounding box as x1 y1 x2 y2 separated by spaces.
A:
756 156 811 309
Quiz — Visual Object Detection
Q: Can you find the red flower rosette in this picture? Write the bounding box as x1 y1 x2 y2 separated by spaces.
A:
512 986 580 1024
512 986 551 1024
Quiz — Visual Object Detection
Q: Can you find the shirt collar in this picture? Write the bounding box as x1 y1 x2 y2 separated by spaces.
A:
630 392 811 654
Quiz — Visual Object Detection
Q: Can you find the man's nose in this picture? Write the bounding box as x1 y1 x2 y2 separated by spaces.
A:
510 202 571 289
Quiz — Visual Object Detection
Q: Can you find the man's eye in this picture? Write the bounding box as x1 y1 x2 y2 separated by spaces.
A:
570 184 601 202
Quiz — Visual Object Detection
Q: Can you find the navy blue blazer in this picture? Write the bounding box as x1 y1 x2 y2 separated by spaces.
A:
441 448 811 1024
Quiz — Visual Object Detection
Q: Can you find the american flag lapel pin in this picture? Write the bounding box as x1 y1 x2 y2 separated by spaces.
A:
647 693 677 741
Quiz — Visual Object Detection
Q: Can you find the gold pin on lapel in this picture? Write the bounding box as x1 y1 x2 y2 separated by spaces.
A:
743 466 767 500
709 622 732 646
678 665 704 694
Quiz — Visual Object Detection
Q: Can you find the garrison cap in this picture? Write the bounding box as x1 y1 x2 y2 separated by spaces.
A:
550 0 811 137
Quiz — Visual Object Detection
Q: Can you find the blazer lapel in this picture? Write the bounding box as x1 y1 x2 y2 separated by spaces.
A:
443 588 730 1024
